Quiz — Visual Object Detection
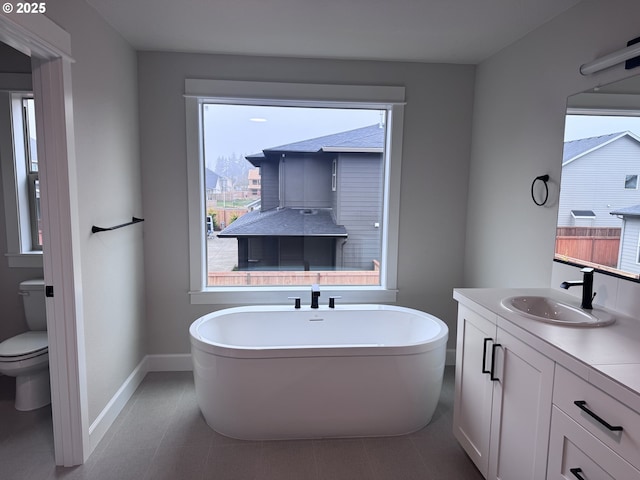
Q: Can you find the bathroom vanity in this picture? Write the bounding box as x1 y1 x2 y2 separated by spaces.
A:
453 288 640 480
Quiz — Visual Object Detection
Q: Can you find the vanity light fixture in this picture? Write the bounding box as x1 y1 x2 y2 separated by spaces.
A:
580 37 640 75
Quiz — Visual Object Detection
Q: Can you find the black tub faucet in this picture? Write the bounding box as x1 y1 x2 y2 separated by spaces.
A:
560 267 595 310
311 284 320 309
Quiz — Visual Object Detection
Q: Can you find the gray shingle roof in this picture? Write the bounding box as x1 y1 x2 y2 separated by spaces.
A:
253 124 384 156
563 132 628 163
217 208 348 237
610 204 640 217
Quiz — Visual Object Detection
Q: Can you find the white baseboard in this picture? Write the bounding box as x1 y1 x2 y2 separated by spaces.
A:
87 357 147 453
87 354 193 455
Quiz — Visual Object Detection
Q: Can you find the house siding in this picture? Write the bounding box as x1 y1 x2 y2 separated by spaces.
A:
281 155 332 208
335 153 383 270
618 219 640 274
558 136 640 228
260 161 279 211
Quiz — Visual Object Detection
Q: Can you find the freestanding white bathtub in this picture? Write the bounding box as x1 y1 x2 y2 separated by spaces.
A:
189 304 448 440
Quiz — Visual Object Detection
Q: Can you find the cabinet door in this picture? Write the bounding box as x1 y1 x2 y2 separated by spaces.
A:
453 305 497 478
547 406 640 480
488 327 554 480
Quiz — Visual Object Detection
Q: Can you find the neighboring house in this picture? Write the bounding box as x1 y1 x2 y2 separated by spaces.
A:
558 131 640 228
248 168 261 198
205 168 221 197
609 205 640 275
218 124 384 271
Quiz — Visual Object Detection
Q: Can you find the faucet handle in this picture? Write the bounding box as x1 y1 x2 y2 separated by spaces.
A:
329 296 342 309
288 296 301 309
581 267 595 274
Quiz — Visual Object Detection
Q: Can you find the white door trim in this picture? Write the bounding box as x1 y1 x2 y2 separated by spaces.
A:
0 15 88 466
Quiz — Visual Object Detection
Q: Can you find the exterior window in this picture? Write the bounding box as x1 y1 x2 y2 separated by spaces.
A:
625 174 638 190
1 91 43 267
556 115 640 279
203 104 385 287
22 98 41 250
186 79 405 304
331 158 337 192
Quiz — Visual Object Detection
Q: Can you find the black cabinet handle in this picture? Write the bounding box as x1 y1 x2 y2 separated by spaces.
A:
569 468 586 480
482 338 493 374
490 343 502 381
574 400 623 432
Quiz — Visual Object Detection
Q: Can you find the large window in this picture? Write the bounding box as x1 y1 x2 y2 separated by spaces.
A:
186 80 405 304
1 91 42 267
556 113 640 279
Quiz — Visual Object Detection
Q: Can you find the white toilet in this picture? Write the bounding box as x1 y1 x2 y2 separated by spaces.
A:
0 279 50 411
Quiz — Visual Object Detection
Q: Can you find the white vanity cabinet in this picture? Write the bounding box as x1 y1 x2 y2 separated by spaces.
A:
454 288 640 480
547 366 640 479
453 304 555 480
453 304 496 476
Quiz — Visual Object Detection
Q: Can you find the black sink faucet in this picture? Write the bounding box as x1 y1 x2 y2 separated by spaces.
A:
560 267 595 310
311 284 321 309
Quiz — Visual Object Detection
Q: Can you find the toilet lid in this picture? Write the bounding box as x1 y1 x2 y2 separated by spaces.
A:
0 331 48 357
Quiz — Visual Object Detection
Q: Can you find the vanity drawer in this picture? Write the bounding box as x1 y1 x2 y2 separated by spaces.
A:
547 407 640 480
553 365 640 470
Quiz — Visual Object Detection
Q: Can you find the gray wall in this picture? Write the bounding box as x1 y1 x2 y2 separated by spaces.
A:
464 0 640 288
138 52 475 354
0 43 31 73
43 0 146 424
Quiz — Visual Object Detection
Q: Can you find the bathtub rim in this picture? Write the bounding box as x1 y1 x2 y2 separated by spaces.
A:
189 304 449 359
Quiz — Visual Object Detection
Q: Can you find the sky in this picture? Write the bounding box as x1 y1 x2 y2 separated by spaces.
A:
202 104 383 168
202 103 640 166
564 115 640 142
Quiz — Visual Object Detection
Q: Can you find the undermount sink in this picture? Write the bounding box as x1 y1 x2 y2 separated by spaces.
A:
500 296 616 327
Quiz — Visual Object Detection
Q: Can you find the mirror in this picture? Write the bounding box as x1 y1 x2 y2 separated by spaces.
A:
555 75 640 280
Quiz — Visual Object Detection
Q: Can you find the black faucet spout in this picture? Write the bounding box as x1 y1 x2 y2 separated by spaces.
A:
560 268 594 310
560 280 582 289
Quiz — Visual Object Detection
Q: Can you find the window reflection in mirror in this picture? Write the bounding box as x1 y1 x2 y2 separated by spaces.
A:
556 76 640 280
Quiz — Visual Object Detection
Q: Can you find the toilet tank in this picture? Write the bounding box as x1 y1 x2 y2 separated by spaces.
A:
20 279 46 331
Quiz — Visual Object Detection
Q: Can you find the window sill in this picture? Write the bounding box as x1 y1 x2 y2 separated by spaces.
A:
189 286 398 305
5 251 43 268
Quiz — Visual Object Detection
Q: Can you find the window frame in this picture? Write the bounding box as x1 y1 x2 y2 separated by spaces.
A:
0 83 44 268
625 174 638 190
331 158 337 192
185 79 405 305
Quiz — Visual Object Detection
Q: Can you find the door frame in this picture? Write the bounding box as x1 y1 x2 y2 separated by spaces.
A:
0 14 88 466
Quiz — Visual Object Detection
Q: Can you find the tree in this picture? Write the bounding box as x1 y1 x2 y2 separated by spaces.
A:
214 153 252 190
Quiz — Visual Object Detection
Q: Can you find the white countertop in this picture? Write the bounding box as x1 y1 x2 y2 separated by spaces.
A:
453 287 640 413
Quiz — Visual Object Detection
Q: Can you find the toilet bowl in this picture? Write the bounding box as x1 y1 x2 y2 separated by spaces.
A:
0 280 50 411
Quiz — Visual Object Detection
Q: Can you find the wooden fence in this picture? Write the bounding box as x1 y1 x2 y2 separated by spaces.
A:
208 208 248 229
208 261 380 286
555 227 620 268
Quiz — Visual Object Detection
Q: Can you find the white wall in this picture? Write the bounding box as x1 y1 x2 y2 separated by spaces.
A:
45 0 145 424
138 53 475 354
464 0 640 288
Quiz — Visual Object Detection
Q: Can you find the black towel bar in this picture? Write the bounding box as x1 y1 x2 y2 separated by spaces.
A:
91 217 144 234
